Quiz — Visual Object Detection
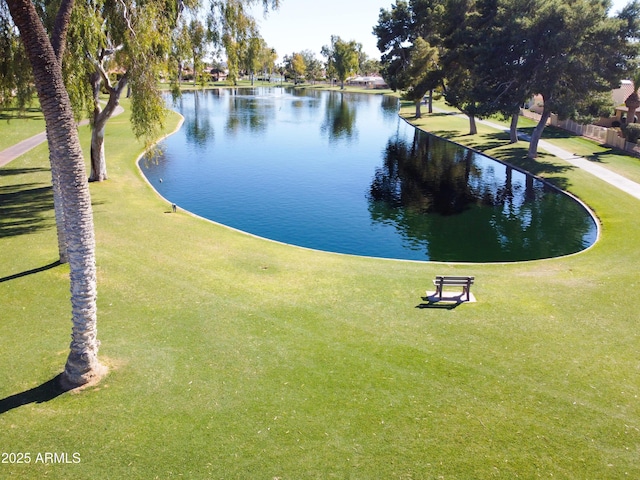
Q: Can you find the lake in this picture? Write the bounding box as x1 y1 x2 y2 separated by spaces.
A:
140 88 598 262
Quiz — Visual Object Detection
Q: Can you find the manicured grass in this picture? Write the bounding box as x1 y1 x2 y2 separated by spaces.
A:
0 105 46 151
1 96 639 479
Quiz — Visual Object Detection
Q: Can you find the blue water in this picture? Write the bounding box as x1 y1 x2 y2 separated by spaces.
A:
140 88 597 262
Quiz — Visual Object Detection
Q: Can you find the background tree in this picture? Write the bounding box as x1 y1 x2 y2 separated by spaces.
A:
438 0 485 134
290 52 306 83
59 0 182 182
522 0 638 158
321 35 361 89
243 34 266 84
300 49 323 84
623 69 640 124
0 12 34 110
169 18 193 95
187 18 209 87
402 37 438 118
360 56 381 76
257 44 277 82
470 0 535 143
374 0 444 114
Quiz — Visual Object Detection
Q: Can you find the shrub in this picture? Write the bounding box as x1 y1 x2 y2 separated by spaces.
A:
623 122 640 143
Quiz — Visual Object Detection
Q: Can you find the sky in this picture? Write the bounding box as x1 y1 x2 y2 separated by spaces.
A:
251 0 391 62
252 0 634 64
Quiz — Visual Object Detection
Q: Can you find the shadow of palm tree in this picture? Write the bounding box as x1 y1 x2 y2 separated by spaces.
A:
0 375 69 415
0 183 54 238
0 167 50 177
0 107 44 122
0 260 60 283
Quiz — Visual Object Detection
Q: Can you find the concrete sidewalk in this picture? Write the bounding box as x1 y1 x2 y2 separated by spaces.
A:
0 131 48 167
446 112 640 202
0 105 124 168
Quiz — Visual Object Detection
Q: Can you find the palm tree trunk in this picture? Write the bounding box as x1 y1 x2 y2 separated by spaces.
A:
7 0 105 388
51 166 69 263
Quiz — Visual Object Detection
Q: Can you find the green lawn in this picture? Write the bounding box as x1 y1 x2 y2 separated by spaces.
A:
1 96 639 479
0 105 46 151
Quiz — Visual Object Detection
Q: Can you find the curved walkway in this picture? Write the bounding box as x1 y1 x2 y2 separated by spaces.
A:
478 117 640 201
0 105 125 168
431 107 640 202
0 131 48 167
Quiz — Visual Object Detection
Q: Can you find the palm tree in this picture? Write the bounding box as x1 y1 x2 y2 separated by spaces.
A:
624 71 640 124
7 0 105 388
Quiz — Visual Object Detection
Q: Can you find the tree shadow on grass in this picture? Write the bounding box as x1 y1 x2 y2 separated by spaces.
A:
586 146 640 163
0 167 50 177
0 375 69 415
492 145 574 191
465 131 512 153
0 107 44 122
0 260 60 283
0 182 54 238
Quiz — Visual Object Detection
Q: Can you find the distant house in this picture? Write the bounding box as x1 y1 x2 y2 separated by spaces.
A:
210 67 228 82
527 80 637 127
610 79 637 125
346 75 388 89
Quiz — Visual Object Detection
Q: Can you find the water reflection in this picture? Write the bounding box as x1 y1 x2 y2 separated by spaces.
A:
321 91 358 144
142 88 597 262
368 128 597 261
224 90 272 136
174 91 214 148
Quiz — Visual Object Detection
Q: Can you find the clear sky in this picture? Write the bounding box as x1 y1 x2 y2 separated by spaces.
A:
251 0 391 62
253 0 634 64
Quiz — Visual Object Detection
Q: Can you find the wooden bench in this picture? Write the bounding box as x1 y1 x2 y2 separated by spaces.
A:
432 275 474 302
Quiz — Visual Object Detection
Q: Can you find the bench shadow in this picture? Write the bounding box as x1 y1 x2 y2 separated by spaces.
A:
0 375 69 415
416 298 461 310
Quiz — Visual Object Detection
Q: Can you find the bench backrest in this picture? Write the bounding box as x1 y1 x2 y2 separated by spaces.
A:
435 275 474 285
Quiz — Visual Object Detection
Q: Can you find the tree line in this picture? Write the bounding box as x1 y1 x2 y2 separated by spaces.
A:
374 0 640 158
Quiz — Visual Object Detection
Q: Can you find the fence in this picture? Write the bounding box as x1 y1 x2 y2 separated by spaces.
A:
520 109 640 157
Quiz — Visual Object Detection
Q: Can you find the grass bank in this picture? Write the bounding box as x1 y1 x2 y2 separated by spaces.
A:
1 96 639 479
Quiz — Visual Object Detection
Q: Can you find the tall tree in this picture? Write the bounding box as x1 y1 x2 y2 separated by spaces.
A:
471 0 535 143
403 37 439 118
5 0 104 388
374 0 444 114
243 34 265 84
60 0 180 182
374 0 414 91
439 0 483 134
523 0 638 158
188 18 209 87
290 52 306 83
321 35 361 89
300 49 322 84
